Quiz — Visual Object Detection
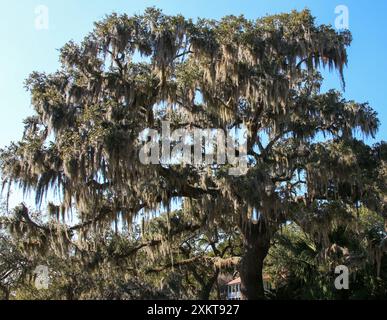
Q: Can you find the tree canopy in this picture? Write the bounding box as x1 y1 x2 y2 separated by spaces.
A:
0 8 386 300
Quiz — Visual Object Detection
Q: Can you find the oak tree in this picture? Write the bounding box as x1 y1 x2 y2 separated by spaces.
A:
1 8 385 299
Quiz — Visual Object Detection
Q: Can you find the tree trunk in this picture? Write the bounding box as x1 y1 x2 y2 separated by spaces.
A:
196 269 220 300
239 221 271 300
0 284 10 300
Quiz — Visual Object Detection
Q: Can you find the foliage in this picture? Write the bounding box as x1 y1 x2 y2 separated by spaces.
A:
0 8 385 299
267 208 387 299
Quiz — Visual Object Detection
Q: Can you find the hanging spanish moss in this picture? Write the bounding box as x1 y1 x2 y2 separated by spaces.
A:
0 8 385 300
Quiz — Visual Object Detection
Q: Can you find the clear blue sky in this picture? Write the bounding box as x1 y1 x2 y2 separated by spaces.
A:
1 0 386 151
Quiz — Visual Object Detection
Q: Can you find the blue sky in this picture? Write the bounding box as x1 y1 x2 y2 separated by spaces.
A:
0 0 386 148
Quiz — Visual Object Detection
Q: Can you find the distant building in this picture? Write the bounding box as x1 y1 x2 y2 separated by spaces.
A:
226 275 272 300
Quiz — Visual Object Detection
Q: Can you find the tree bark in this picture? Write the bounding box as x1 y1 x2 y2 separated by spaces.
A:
198 270 219 300
239 220 271 300
190 266 219 300
0 285 10 300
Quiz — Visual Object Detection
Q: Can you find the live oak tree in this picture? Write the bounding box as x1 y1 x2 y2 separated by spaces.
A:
0 206 240 300
0 233 33 300
1 8 385 299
